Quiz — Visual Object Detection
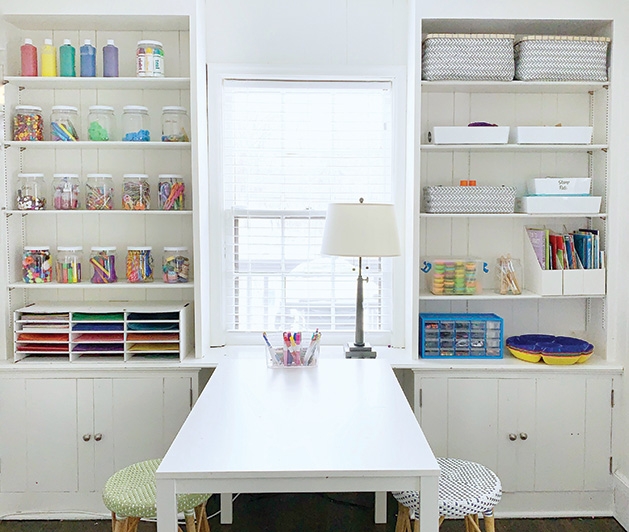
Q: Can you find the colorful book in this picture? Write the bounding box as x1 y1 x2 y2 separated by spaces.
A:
526 227 548 269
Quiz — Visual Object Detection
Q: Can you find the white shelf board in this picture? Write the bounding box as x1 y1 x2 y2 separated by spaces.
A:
421 80 608 94
2 14 189 32
419 212 608 219
419 289 605 300
421 143 608 152
9 281 194 289
5 210 192 216
4 141 191 150
4 76 190 90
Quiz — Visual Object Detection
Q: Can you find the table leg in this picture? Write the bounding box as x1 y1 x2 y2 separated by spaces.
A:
419 475 439 532
220 493 233 524
375 491 387 523
156 478 178 532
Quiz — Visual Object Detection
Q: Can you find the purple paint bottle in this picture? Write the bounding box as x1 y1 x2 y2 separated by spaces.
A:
103 39 119 77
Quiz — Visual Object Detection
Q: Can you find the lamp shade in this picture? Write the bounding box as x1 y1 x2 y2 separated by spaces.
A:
321 202 401 257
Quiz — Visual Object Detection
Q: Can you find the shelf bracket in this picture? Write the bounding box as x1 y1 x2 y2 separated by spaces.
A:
601 148 608 153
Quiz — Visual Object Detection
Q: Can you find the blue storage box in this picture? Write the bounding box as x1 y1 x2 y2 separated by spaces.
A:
420 313 504 359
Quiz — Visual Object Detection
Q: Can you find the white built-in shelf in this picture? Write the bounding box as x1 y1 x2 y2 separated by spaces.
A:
420 143 608 152
421 80 608 94
419 290 605 300
9 280 193 289
4 141 190 150
4 76 190 90
5 210 192 216
419 212 608 219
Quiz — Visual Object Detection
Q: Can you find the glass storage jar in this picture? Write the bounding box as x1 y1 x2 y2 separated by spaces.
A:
16 173 46 210
22 246 52 283
85 173 114 210
158 174 185 210
161 106 190 142
52 173 80 210
50 105 79 141
136 40 164 77
162 247 190 283
87 105 115 141
13 105 43 141
56 246 82 283
122 174 150 210
122 105 150 141
89 246 117 283
126 246 154 283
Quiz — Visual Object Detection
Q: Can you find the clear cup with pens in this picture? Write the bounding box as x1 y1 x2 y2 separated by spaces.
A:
263 330 321 368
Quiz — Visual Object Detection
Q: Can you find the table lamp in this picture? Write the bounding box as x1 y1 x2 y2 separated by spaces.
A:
321 198 401 358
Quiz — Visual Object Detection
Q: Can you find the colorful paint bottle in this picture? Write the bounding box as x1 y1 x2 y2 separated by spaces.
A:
80 39 96 77
20 38 38 76
59 39 76 77
41 38 57 77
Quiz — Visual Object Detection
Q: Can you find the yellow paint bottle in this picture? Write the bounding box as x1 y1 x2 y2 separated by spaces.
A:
41 38 57 76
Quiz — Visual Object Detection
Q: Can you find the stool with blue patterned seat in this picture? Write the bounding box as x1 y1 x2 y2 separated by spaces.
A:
393 457 502 532
102 458 212 532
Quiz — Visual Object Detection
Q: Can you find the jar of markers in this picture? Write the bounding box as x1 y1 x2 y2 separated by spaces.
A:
56 246 82 284
162 247 190 283
122 105 150 141
13 105 43 141
122 174 150 210
161 106 189 142
87 105 114 141
158 174 185 210
126 246 154 283
52 173 80 210
16 173 46 210
89 246 117 283
85 173 114 210
50 105 79 141
22 246 52 283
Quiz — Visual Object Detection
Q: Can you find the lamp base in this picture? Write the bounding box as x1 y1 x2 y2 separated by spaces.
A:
345 342 377 359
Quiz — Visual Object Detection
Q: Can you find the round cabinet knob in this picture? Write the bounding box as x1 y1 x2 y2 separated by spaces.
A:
94 433 103 441
520 432 528 440
508 433 517 441
82 434 91 441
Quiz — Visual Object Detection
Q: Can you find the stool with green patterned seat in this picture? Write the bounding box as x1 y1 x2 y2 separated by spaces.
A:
102 458 211 532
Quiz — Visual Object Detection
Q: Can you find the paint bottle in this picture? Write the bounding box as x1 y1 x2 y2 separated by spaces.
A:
59 39 76 77
41 38 57 77
102 39 119 77
20 38 38 76
80 39 96 77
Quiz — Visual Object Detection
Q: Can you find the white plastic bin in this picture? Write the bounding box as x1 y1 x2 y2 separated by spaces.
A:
527 177 592 195
429 126 510 144
510 126 593 144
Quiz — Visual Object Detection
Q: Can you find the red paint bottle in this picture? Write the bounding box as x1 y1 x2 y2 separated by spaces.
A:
20 38 38 76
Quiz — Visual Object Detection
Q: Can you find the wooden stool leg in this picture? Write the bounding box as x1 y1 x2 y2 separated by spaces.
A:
127 517 141 532
184 511 196 532
395 503 410 532
195 503 211 532
439 516 445 526
484 511 496 532
412 516 420 532
112 516 128 532
465 515 482 532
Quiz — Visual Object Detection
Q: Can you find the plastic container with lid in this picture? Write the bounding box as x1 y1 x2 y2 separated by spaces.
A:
89 246 117 283
52 173 80 210
16 173 46 210
126 246 154 283
161 106 190 142
136 40 164 77
88 105 115 141
85 173 114 210
13 105 43 141
22 246 52 283
162 247 190 283
50 105 79 141
158 174 185 210
56 246 82 283
122 105 150 141
122 174 150 210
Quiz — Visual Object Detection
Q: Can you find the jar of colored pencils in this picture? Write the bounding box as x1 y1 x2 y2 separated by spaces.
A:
126 246 154 283
56 246 82 283
89 246 117 283
158 174 185 210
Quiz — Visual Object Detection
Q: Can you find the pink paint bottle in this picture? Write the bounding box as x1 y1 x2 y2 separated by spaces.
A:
20 38 38 76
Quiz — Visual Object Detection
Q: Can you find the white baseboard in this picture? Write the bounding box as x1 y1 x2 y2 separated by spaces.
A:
614 471 629 530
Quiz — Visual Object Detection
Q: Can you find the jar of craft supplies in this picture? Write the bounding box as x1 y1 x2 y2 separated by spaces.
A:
126 246 154 283
56 246 82 283
122 105 150 141
89 246 117 283
13 105 43 141
88 105 115 141
16 173 46 210
22 246 52 283
136 40 164 77
52 173 80 210
122 174 150 210
162 247 190 283
50 105 79 141
161 106 190 142
85 173 114 210
158 174 185 210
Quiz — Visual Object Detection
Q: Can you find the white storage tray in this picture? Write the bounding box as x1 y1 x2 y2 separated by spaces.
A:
527 177 592 195
517 195 601 214
429 126 510 144
510 126 593 144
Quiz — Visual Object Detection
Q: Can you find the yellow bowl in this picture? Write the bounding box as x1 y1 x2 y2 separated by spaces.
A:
507 346 542 363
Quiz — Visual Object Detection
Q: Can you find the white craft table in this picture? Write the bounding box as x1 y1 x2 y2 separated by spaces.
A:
156 358 439 531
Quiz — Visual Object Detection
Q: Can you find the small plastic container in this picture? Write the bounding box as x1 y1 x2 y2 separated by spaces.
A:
136 40 164 77
162 247 190 283
122 174 150 210
122 105 150 141
126 246 154 283
16 173 46 210
161 106 190 142
13 105 43 141
85 173 114 210
158 174 185 210
52 173 80 210
89 246 117 283
56 246 82 283
423 258 483 295
50 105 79 141
22 246 52 283
88 105 115 141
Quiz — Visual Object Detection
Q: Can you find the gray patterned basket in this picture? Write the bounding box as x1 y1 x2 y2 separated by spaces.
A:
422 33 515 81
515 35 610 81
423 185 517 214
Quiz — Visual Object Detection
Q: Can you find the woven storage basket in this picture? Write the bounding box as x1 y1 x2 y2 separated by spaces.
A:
515 35 610 81
423 185 517 214
422 33 515 81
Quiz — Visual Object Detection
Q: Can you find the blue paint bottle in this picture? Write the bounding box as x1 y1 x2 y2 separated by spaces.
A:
80 39 96 77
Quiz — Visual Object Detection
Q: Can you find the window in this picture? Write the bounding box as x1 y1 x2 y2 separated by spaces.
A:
221 79 395 337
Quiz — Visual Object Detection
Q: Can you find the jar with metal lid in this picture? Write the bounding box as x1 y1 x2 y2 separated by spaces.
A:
13 105 43 141
162 247 190 283
161 106 190 142
52 173 80 210
50 105 79 141
122 174 150 210
122 105 150 141
136 40 164 77
16 173 46 210
56 246 82 283
158 174 185 210
86 173 114 210
22 246 52 283
126 246 154 283
87 105 115 141
89 246 117 283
